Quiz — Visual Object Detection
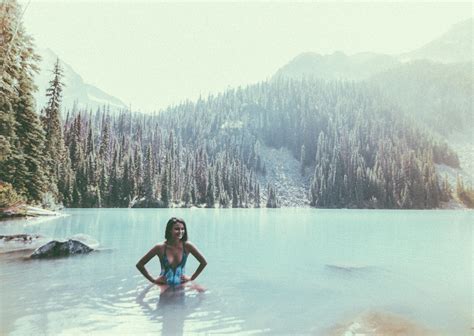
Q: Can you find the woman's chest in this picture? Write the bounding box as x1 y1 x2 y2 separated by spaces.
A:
164 246 185 266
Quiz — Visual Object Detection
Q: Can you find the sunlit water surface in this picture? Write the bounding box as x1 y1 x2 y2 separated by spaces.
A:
0 209 472 335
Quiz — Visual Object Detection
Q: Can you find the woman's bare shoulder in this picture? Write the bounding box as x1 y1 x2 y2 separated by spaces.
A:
153 242 167 253
184 241 198 251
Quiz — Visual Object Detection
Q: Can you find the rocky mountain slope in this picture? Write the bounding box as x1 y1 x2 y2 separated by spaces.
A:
34 48 127 113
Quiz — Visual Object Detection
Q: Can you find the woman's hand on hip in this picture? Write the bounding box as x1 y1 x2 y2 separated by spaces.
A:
154 275 167 285
181 274 191 283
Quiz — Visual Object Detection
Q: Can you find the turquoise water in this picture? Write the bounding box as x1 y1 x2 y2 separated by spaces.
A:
0 209 472 335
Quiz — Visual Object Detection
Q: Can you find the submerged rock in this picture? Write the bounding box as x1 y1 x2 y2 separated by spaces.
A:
68 234 100 249
325 264 376 274
326 311 435 336
31 239 94 258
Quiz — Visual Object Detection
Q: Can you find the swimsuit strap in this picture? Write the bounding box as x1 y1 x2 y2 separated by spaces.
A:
181 241 188 266
163 243 170 267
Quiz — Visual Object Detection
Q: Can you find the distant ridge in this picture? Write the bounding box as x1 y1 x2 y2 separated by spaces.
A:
34 48 127 113
274 18 472 82
400 18 473 63
273 51 399 81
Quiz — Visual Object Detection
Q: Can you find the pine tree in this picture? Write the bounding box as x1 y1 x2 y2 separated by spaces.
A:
14 45 49 202
0 0 50 203
266 184 279 208
456 175 464 196
300 144 306 175
254 182 260 208
160 165 170 207
440 174 451 202
99 114 110 163
205 170 215 207
0 1 24 188
108 146 122 206
41 58 69 202
195 147 208 204
143 144 155 204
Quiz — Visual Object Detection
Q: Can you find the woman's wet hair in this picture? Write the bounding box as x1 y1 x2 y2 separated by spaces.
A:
165 217 188 241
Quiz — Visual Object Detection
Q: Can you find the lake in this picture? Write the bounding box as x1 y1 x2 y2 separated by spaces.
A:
0 209 472 335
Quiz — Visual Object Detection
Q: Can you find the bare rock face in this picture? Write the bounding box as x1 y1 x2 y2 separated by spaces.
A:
30 239 93 258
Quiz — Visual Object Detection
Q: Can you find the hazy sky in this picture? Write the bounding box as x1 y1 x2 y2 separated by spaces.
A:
22 1 472 112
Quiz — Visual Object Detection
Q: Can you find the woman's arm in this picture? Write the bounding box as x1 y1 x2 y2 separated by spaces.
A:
184 242 207 281
136 245 164 284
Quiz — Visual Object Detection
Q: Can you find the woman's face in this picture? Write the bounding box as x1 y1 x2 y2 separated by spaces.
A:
172 222 185 240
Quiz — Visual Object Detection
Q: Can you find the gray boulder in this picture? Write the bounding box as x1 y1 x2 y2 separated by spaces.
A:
31 239 93 258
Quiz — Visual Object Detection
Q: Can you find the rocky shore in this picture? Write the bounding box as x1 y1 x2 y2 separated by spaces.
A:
0 204 63 219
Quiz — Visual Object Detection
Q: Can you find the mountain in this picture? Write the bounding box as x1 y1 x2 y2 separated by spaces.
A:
400 18 473 63
274 18 472 82
369 60 473 136
34 48 127 113
273 19 473 137
273 51 400 81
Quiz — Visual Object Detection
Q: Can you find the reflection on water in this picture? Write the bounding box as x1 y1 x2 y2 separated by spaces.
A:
0 209 472 335
136 284 205 335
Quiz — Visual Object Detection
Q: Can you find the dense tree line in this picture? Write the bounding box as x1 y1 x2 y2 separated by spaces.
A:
60 108 262 208
1 0 54 205
58 79 457 209
456 175 474 208
0 0 459 209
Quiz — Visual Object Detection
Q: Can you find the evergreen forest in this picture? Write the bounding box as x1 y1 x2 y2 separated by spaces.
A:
0 0 466 210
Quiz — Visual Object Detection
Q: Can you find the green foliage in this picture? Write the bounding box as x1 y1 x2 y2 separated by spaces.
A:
0 0 51 203
458 189 474 209
456 175 474 208
266 184 279 208
0 182 25 209
205 170 215 207
0 2 457 209
57 78 456 209
0 135 12 161
41 57 71 203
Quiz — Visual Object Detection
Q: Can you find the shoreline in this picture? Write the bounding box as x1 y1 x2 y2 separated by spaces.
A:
0 205 64 220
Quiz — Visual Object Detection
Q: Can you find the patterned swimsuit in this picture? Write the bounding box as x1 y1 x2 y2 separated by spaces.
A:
161 242 188 286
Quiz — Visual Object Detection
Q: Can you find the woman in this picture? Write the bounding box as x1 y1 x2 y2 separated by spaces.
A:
136 217 207 286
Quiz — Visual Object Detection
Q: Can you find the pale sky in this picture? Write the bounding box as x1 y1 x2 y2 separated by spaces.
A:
22 1 472 112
